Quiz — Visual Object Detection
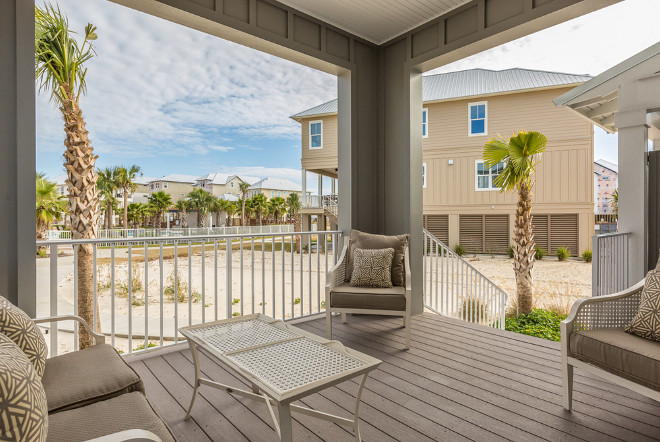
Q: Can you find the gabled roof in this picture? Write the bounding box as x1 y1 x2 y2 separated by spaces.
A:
134 175 158 185
219 193 240 202
249 177 301 192
291 68 590 120
196 173 261 185
595 159 618 174
152 174 198 184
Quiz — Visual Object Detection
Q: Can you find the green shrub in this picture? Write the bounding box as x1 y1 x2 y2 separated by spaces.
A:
581 249 592 263
556 247 570 261
232 298 240 305
133 341 158 351
453 244 466 257
506 245 514 259
505 308 566 341
232 312 240 317
534 246 547 260
460 297 488 323
37 248 47 258
294 297 301 305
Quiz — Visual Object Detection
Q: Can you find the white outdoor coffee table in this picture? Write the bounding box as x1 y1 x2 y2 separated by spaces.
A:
179 313 381 441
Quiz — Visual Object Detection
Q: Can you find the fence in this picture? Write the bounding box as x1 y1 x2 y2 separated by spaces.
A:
423 229 508 329
36 230 341 357
592 232 630 296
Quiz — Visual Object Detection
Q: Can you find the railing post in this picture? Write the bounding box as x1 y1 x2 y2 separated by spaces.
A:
592 234 599 297
49 243 58 357
226 238 232 319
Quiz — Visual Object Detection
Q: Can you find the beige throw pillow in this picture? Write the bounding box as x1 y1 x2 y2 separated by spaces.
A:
345 230 409 287
625 260 660 341
349 248 395 288
0 297 48 377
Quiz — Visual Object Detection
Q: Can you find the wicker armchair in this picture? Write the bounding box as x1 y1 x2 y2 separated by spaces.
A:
326 237 412 349
561 280 660 410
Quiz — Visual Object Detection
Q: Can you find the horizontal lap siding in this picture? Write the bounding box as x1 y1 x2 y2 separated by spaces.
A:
301 115 338 171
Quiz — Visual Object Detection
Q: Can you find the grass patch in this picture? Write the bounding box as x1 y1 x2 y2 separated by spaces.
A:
505 308 566 341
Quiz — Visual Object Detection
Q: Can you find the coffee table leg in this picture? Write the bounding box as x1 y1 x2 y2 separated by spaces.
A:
278 404 293 442
353 374 368 442
184 340 201 421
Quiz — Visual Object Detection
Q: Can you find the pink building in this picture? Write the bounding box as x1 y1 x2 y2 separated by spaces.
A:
594 159 618 214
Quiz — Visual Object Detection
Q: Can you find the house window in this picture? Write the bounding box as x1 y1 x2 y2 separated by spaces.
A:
277 191 281 197
475 160 504 190
309 120 323 149
422 163 427 188
164 182 168 189
271 191 274 197
468 101 487 136
422 108 428 138
231 182 234 187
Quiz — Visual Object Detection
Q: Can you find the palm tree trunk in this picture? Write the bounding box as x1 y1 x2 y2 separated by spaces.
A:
123 186 129 230
106 201 113 229
294 213 301 253
181 210 187 228
241 199 246 226
513 180 535 314
61 90 101 348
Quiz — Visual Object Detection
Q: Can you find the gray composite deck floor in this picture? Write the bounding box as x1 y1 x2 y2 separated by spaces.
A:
128 313 660 442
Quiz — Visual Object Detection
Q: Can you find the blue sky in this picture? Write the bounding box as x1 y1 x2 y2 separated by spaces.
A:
37 0 660 183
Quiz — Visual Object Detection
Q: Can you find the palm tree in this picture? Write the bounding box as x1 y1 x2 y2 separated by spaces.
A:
36 174 67 246
97 167 118 229
116 165 141 229
127 203 148 228
239 181 251 226
225 202 238 227
483 131 547 315
175 199 190 228
36 4 100 347
147 191 172 231
251 193 268 226
269 197 286 224
286 193 302 252
244 197 256 226
211 197 228 227
611 188 619 216
187 188 214 227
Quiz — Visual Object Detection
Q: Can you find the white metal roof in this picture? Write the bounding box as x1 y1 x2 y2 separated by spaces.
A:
219 193 240 202
197 173 261 185
134 175 158 185
291 68 589 119
249 177 301 192
152 174 198 184
595 159 618 174
277 0 469 45
50 174 67 186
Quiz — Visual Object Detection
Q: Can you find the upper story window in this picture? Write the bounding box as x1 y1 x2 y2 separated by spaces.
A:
468 101 487 136
475 160 504 191
163 182 168 189
422 108 428 138
309 120 323 149
271 191 274 197
422 163 427 188
230 182 234 187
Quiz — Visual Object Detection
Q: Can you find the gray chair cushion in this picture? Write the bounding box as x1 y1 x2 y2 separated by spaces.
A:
47 391 175 442
0 296 48 377
569 328 660 392
349 248 395 288
0 334 48 442
331 282 406 311
625 267 660 341
43 344 144 414
346 230 409 287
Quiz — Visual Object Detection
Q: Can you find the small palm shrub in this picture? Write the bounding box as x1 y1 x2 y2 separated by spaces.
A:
534 246 547 260
556 247 570 261
506 245 514 258
164 271 188 303
459 297 489 324
453 244 466 257
581 249 592 263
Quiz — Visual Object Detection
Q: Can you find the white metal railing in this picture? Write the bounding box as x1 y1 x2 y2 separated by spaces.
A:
36 230 341 357
592 232 630 297
303 194 338 210
423 229 507 329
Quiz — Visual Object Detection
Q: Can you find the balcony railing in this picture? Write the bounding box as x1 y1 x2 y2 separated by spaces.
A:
423 229 507 329
36 230 341 357
592 231 630 296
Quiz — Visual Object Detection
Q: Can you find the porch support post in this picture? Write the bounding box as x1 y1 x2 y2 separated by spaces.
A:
301 169 307 206
0 1 36 315
615 108 649 282
317 173 323 205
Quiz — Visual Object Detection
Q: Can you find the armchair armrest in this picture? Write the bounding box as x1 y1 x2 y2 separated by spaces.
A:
326 237 349 291
404 246 412 292
34 315 106 345
86 429 162 441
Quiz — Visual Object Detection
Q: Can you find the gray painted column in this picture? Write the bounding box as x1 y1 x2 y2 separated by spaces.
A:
616 109 649 283
0 1 36 315
317 173 323 204
301 169 307 206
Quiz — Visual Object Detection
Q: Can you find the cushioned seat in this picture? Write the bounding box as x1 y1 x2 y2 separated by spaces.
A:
42 343 144 413
47 391 175 442
330 282 406 311
570 328 660 392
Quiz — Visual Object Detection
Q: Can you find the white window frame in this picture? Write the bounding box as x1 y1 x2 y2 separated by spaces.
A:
475 159 503 191
422 108 429 139
309 120 323 150
468 101 488 137
163 182 168 189
422 162 427 188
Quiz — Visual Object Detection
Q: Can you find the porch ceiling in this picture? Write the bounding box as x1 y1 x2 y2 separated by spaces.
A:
277 0 470 45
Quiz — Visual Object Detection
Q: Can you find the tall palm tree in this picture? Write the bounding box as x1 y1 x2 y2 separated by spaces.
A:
244 197 256 226
239 181 251 226
251 193 268 226
286 193 302 252
147 191 172 231
175 199 190 228
97 167 118 229
36 4 100 347
225 202 238 227
127 202 148 228
186 188 214 227
116 165 141 229
36 174 67 245
212 197 228 227
483 131 547 315
269 197 286 224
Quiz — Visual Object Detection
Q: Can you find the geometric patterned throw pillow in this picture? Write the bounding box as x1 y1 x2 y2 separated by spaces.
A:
0 333 48 442
349 248 395 288
0 297 48 377
625 267 660 342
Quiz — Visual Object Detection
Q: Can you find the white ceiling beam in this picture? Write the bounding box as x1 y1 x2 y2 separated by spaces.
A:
571 91 618 109
585 99 619 118
599 114 616 127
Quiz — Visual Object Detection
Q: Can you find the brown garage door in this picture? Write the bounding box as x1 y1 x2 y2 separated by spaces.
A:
459 214 509 254
424 214 449 245
532 214 578 256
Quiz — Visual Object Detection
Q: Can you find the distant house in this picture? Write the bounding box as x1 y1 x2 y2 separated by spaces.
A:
248 177 302 200
292 68 596 255
51 174 68 197
148 174 198 203
194 173 260 199
593 159 618 214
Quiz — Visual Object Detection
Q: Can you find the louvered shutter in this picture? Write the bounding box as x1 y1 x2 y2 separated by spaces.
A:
532 214 549 252
424 215 449 244
459 215 483 252
549 214 579 256
484 215 509 254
